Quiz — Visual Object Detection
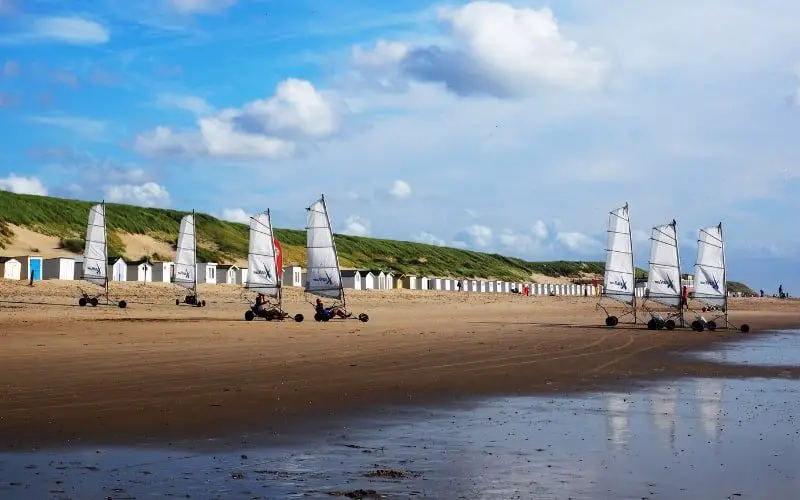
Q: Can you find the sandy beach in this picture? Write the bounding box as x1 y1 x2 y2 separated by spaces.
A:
1 280 799 449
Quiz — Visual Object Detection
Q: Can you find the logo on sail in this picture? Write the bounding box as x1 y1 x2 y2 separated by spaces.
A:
653 275 676 292
312 271 333 286
700 269 720 292
87 263 102 276
254 264 272 279
610 275 627 290
178 268 191 279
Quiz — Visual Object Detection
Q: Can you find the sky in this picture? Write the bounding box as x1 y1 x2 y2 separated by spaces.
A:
0 0 798 292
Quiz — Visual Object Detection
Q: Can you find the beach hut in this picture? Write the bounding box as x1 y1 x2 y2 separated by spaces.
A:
341 270 362 290
470 280 478 292
459 279 469 291
478 280 486 292
429 277 443 291
238 268 248 285
283 265 302 287
0 257 21 280
402 275 417 290
487 281 495 293
385 272 394 290
42 257 74 280
151 261 174 283
197 262 217 284
216 264 238 284
125 259 153 282
16 255 43 281
443 278 452 291
371 270 387 290
360 271 376 290
418 276 429 290
502 282 510 293
107 257 127 281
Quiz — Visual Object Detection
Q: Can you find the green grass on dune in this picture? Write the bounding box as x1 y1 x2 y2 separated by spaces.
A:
0 190 685 282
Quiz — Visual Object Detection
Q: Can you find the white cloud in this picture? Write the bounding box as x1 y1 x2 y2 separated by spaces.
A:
27 116 107 139
556 231 602 254
531 220 549 240
341 215 370 236
134 78 340 160
105 182 170 208
156 93 212 115
168 0 236 14
0 174 47 195
413 231 445 246
352 1 606 98
220 208 250 223
457 224 492 247
389 179 411 199
23 17 110 45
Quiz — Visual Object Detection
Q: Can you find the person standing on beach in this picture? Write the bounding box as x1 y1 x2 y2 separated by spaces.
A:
681 285 689 309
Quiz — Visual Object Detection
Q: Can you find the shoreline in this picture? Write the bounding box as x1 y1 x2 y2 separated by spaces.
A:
1 283 799 450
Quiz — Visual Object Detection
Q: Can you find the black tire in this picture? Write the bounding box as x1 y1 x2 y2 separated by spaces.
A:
691 320 704 332
740 324 750 333
314 312 322 322
201 300 206 307
321 314 330 322
245 310 255 321
90 297 99 307
294 313 304 322
605 316 618 327
707 321 717 331
665 319 676 330
79 297 87 307
118 300 127 309
358 313 369 322
647 319 657 330
175 299 180 306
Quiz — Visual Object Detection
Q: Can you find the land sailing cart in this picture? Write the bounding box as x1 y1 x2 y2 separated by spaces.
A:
596 203 637 327
172 210 206 307
641 220 684 331
76 201 127 309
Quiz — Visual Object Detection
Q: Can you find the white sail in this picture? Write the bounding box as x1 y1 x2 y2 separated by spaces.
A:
305 197 343 300
173 214 196 290
82 203 107 288
647 220 682 307
603 204 635 304
693 224 725 307
246 211 280 296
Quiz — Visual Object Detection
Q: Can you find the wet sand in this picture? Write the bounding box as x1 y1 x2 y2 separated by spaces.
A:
1 280 799 449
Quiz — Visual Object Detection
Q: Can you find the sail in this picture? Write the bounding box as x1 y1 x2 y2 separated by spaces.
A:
305 197 343 299
646 220 681 307
603 204 635 304
693 224 725 307
173 214 196 290
246 211 280 296
82 203 107 287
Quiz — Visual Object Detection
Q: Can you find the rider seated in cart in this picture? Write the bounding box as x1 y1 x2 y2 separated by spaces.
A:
315 298 350 319
254 293 283 320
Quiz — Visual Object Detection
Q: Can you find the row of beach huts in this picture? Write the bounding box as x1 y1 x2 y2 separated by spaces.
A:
0 255 620 296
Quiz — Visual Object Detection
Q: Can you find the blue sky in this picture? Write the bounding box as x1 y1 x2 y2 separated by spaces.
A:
1 0 799 292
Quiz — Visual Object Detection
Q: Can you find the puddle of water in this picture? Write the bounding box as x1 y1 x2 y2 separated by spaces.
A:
1 375 798 499
692 329 800 366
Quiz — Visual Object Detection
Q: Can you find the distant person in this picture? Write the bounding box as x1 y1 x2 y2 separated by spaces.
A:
760 289 764 297
315 298 350 319
681 285 689 309
779 285 784 298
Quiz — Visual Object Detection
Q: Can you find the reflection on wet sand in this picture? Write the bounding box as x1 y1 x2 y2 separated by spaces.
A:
651 384 678 449
605 393 632 448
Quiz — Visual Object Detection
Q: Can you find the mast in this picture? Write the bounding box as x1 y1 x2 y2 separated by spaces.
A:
672 219 684 327
321 194 345 308
267 208 282 313
192 209 197 297
626 202 637 323
718 222 728 327
102 200 109 305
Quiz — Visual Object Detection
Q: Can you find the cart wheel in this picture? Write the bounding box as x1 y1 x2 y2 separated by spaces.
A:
665 319 676 330
691 320 704 332
245 310 255 321
647 319 657 330
605 316 618 327
176 299 180 306
79 297 87 307
314 312 322 322
294 313 304 322
358 313 369 322
201 300 206 307
322 314 330 322
118 300 127 309
740 324 750 333
90 297 99 307
706 320 717 331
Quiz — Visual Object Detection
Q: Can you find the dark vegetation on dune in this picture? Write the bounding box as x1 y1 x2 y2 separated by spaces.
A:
0 190 755 292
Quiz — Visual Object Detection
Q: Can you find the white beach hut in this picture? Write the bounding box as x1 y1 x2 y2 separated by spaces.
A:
402 275 417 290
41 257 74 280
371 270 387 290
238 268 248 285
216 264 238 284
429 277 443 291
0 257 21 280
385 272 394 290
470 280 478 292
418 276 429 290
126 259 153 283
282 265 302 287
151 261 174 283
341 270 362 290
360 271 376 290
107 257 127 281
197 262 217 284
